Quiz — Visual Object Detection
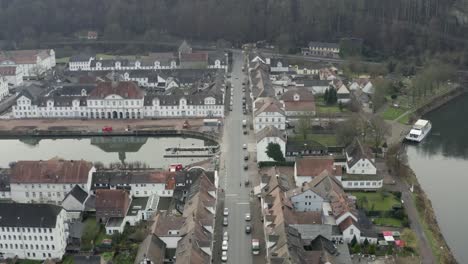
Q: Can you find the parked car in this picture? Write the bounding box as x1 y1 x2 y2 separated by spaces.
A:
223 217 228 226
221 251 228 262
243 144 247 149
223 207 229 216
245 225 252 234
245 213 251 221
243 164 248 170
102 126 113 132
222 240 229 251
244 154 249 161
243 129 248 135
223 231 229 241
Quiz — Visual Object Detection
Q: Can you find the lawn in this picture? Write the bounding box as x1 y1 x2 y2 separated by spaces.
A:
381 107 407 121
373 217 403 227
316 104 342 114
351 191 401 211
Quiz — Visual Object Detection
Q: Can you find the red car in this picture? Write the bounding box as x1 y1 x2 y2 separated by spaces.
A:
169 164 183 172
102 126 113 132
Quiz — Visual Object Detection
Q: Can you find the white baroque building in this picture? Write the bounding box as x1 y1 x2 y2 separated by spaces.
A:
0 49 55 78
253 97 286 133
12 81 225 119
9 159 95 204
0 203 67 261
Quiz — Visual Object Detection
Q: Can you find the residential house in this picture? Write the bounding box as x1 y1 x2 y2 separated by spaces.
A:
174 173 217 264
280 87 316 116
9 159 95 204
342 139 382 190
0 66 23 87
0 203 67 260
68 54 95 71
336 83 351 104
0 77 8 101
285 186 324 212
91 169 176 197
0 49 56 78
256 125 286 162
0 170 11 200
294 157 342 187
253 97 286 132
95 189 131 223
150 214 186 262
295 78 330 95
303 42 340 58
61 185 89 221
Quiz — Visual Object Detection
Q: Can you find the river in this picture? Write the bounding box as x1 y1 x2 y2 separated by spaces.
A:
406 93 468 263
0 136 215 168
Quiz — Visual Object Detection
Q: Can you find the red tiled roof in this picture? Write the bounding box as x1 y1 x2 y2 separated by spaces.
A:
88 81 144 99
284 101 316 112
338 216 357 232
180 52 208 62
296 157 334 177
95 189 130 216
0 50 51 64
0 66 16 76
11 159 93 184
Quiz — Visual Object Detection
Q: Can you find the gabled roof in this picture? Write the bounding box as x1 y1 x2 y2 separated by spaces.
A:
280 88 315 102
134 234 166 264
295 157 335 177
254 97 284 116
95 189 130 215
345 138 374 168
178 40 192 54
11 159 93 184
64 185 88 204
338 216 358 232
256 125 286 143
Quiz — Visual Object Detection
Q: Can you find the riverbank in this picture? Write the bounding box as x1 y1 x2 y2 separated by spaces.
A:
401 161 457 264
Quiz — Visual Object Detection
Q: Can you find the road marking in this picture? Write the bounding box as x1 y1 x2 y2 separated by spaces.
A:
226 194 238 197
236 202 249 205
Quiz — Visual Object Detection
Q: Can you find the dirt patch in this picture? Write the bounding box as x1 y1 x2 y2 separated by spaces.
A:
12 126 37 131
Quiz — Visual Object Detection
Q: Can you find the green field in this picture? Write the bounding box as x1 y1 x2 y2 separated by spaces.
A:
381 107 407 121
374 217 403 227
316 104 342 114
81 217 104 251
351 191 401 211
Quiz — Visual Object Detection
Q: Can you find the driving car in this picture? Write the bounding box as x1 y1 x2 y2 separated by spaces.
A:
222 240 229 251
245 225 252 234
223 217 228 226
245 213 251 221
223 207 229 216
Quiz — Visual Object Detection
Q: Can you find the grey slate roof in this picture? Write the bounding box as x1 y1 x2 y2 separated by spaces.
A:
65 185 88 204
0 203 62 228
69 53 95 63
308 41 340 49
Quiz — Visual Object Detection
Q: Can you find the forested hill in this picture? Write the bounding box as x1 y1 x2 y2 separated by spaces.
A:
0 0 467 56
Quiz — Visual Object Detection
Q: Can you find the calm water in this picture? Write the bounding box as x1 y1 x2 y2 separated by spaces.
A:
406 93 468 263
0 136 212 168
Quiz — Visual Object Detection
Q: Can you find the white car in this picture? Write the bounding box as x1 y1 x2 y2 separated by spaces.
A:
245 213 251 221
243 144 247 149
223 231 229 241
223 207 229 216
222 240 229 251
221 251 228 262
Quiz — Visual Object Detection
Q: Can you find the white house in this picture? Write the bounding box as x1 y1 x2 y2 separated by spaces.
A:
0 203 67 261
61 185 89 221
337 84 351 104
256 125 286 162
9 159 95 204
285 187 324 212
91 169 176 198
304 42 340 58
0 66 23 87
68 54 95 71
342 139 383 190
0 49 55 78
294 157 342 187
253 97 286 132
12 81 225 119
339 217 361 243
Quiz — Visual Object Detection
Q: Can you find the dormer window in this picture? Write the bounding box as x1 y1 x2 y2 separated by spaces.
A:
81 89 87 96
293 93 300 101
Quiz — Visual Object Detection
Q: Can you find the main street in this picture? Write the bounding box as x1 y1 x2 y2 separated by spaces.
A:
217 50 253 264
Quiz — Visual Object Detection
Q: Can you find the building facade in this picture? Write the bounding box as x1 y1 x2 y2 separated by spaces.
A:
0 203 67 261
256 126 286 162
253 97 286 133
0 77 8 101
12 81 225 119
0 66 23 87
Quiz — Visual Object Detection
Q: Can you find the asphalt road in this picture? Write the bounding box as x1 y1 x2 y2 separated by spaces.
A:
218 50 253 264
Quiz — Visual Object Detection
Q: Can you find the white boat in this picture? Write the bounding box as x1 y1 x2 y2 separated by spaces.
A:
405 119 432 142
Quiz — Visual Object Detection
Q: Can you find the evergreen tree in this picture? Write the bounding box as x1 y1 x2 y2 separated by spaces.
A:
266 142 285 162
324 88 329 104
